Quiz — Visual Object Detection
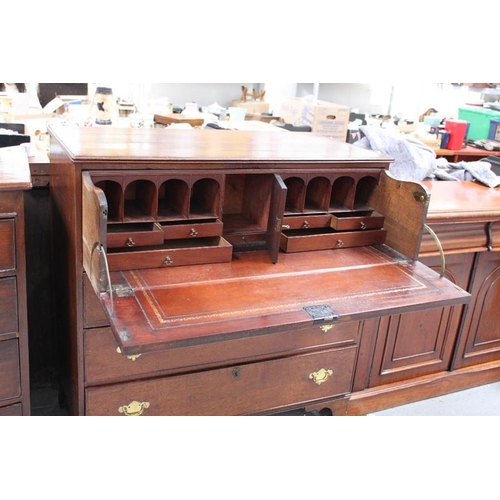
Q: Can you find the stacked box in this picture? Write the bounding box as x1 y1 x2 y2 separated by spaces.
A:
280 97 350 142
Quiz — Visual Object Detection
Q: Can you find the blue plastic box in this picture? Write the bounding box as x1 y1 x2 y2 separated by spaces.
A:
488 119 500 141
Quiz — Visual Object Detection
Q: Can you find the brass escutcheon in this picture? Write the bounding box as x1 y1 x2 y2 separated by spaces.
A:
118 400 150 416
320 324 334 333
309 368 333 385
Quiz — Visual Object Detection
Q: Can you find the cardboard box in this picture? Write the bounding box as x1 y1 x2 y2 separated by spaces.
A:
280 97 350 141
231 100 270 115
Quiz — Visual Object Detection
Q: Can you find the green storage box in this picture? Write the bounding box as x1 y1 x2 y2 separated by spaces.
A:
458 106 500 140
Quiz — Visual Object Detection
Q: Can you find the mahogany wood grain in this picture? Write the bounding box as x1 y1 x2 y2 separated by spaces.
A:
85 346 357 416
0 164 31 415
84 321 359 385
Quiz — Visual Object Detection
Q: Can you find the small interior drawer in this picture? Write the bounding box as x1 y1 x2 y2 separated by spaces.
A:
161 220 223 240
107 222 164 249
282 214 332 230
85 345 357 416
107 236 233 271
280 228 387 253
0 220 16 273
330 212 385 231
0 339 21 402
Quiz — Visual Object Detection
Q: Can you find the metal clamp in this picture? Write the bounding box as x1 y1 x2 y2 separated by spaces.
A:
90 241 114 315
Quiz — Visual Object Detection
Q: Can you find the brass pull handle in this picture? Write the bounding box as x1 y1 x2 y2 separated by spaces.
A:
126 237 135 247
118 400 150 416
336 239 344 248
164 256 173 266
360 222 366 230
189 228 198 237
309 368 333 386
303 221 310 229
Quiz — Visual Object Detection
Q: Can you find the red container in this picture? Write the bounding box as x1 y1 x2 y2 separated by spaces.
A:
445 119 468 150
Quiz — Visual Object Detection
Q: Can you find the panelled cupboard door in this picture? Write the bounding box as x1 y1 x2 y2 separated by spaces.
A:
452 251 500 369
367 253 474 387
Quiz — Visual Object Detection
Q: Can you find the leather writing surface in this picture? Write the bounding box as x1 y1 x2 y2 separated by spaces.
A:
99 246 470 355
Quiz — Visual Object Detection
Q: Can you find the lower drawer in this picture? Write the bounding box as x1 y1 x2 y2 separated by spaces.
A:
0 277 18 337
85 345 357 416
0 339 21 402
0 403 22 416
280 228 387 253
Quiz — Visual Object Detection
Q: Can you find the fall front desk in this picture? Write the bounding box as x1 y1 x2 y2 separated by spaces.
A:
48 126 476 416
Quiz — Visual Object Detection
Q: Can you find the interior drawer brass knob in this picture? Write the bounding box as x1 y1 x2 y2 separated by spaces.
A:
189 228 198 237
118 400 151 416
309 368 333 385
126 237 135 247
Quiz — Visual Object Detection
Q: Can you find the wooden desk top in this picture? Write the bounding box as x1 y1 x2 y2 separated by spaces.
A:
48 125 392 167
0 146 32 191
434 146 500 159
423 180 500 223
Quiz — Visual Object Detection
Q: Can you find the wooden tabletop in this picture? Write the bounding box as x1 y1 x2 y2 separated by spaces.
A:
423 180 500 223
434 146 500 158
48 125 392 167
0 146 32 191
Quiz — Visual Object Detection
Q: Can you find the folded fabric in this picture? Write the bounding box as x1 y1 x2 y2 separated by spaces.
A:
353 125 500 188
353 125 437 182
432 158 500 188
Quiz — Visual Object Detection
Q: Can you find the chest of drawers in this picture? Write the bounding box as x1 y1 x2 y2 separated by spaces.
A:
0 147 32 416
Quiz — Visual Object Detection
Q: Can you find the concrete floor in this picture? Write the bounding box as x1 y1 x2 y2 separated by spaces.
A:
368 381 500 416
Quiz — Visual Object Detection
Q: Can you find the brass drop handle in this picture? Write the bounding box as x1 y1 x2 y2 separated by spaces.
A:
309 368 333 386
126 237 135 247
189 228 198 237
118 400 150 416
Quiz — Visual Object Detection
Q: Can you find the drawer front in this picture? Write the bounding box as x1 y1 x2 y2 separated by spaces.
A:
283 214 332 230
0 403 22 416
0 278 18 337
0 220 16 272
85 322 360 384
85 345 357 416
162 220 223 240
331 213 385 231
107 223 164 249
107 237 233 271
280 229 387 253
0 339 21 402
